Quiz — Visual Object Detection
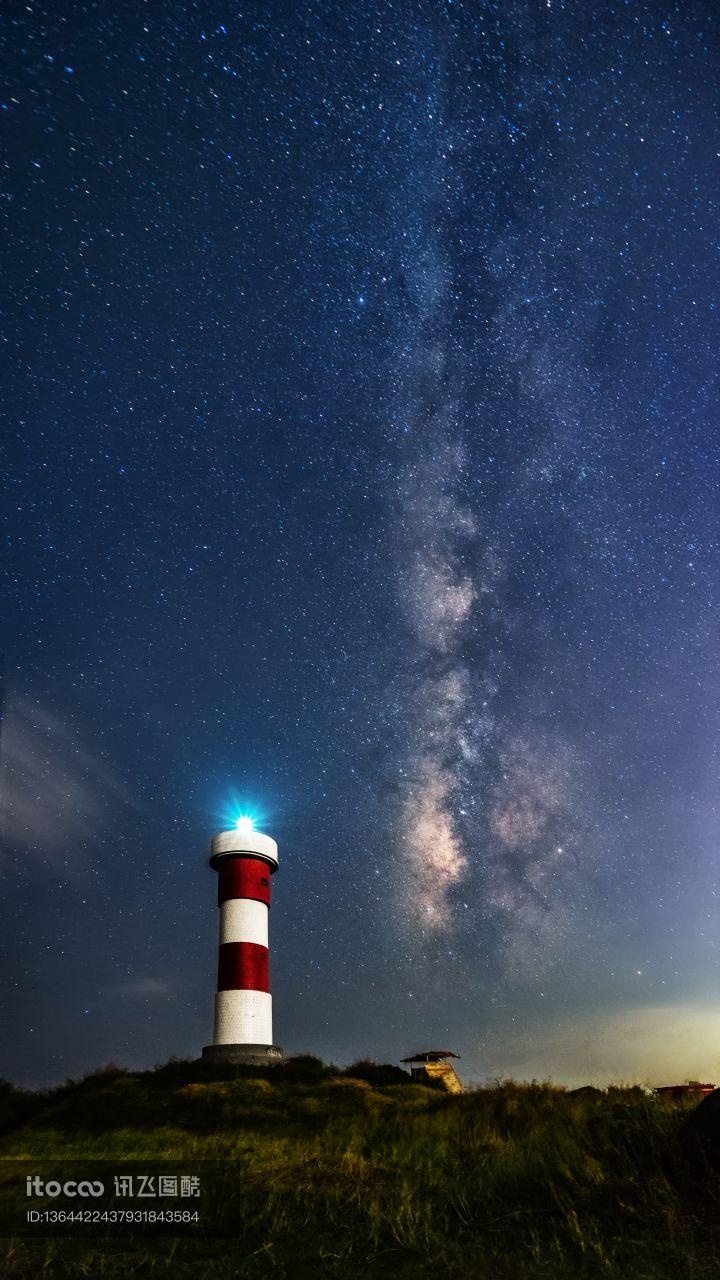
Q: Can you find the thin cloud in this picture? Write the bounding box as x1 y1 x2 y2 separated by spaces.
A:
103 977 173 1000
0 694 130 874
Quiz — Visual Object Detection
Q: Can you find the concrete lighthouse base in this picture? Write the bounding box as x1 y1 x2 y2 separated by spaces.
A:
202 1043 283 1067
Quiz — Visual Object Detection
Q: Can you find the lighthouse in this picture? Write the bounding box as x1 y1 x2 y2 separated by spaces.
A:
202 818 283 1066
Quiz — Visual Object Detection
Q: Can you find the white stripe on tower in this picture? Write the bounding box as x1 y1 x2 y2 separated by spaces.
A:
219 898 269 947
213 990 273 1045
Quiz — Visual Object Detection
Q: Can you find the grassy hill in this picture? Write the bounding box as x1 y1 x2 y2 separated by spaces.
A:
0 1057 718 1279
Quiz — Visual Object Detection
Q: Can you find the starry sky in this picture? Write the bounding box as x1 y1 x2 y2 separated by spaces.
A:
3 1 720 1090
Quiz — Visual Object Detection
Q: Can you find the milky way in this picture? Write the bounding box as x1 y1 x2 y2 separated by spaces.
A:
3 2 720 1087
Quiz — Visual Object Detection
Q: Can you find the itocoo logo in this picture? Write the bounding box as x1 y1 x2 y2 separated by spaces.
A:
26 1176 104 1198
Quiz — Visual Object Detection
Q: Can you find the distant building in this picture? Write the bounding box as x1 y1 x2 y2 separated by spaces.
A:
401 1050 463 1094
654 1082 715 1102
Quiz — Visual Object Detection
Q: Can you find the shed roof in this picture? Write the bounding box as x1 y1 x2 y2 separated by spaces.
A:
401 1050 460 1063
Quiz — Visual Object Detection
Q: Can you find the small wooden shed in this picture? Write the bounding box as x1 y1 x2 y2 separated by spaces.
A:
401 1050 463 1094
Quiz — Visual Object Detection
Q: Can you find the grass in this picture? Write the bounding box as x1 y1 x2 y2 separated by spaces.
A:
0 1058 718 1278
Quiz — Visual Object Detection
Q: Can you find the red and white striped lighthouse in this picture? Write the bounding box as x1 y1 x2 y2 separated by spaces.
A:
202 819 282 1066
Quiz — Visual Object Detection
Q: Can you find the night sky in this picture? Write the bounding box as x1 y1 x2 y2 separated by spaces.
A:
3 1 720 1089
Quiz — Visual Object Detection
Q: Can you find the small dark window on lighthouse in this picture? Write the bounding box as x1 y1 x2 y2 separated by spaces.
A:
261 877 269 887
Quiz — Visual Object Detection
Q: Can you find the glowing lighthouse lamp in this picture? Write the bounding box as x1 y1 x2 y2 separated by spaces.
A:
202 815 283 1066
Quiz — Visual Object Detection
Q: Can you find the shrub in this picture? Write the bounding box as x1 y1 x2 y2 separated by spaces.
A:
343 1060 416 1087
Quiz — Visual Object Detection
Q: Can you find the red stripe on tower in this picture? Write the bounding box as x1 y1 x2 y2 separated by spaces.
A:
217 941 270 992
218 858 271 906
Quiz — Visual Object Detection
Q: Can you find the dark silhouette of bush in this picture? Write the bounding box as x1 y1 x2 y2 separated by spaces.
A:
275 1054 339 1081
0 1079 40 1135
147 1056 279 1088
41 1074 165 1132
343 1060 416 1087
